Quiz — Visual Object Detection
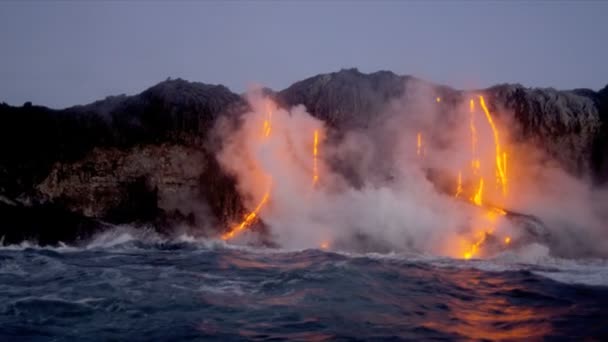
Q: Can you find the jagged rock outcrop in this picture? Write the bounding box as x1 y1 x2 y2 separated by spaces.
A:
38 145 205 220
0 70 606 244
0 79 246 243
485 84 601 178
277 68 412 128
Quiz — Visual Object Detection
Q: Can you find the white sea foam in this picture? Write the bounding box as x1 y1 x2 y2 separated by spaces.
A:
1 227 607 287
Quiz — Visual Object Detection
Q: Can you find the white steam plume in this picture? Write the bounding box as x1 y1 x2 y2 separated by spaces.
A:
214 84 607 259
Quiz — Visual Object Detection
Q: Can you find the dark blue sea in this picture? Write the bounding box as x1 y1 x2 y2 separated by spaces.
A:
1 230 607 341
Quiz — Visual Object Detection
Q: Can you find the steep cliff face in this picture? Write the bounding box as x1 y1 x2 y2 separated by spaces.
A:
485 84 601 178
0 71 606 244
592 85 608 183
35 143 243 232
37 145 204 220
0 79 244 196
0 79 246 243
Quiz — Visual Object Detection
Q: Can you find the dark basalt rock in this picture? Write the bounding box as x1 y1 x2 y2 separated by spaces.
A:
484 84 600 178
0 79 247 244
277 68 413 129
0 201 107 245
591 84 608 183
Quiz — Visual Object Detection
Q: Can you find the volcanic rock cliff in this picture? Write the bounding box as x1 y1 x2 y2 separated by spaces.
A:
0 69 606 244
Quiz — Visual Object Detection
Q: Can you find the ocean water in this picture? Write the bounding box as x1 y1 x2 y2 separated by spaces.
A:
1 231 607 341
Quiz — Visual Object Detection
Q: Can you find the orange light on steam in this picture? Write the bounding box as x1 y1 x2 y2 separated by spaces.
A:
417 132 423 156
455 171 463 198
472 159 480 174
504 236 511 245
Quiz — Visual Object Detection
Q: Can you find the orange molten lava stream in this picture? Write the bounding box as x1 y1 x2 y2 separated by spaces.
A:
469 99 480 174
464 233 487 260
472 159 480 174
460 96 512 258
223 102 275 241
462 206 507 259
263 102 272 137
313 129 319 185
455 171 463 198
417 132 422 156
479 96 507 196
221 191 270 240
491 206 507 216
473 178 484 206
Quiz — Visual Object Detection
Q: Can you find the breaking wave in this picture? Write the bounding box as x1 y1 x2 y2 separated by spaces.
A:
1 225 607 339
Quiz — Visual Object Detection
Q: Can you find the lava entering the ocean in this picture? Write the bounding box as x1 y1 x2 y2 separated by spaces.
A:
221 99 277 241
221 190 270 240
455 96 511 259
218 92 517 259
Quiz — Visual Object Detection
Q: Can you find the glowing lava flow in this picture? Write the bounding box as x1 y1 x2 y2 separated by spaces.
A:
463 233 487 260
223 101 275 241
263 102 272 137
458 96 512 259
417 132 423 156
479 96 507 196
313 129 319 185
470 99 480 174
473 178 484 206
454 171 463 198
221 191 270 240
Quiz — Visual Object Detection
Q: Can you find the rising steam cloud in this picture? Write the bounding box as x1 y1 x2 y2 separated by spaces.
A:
213 84 608 259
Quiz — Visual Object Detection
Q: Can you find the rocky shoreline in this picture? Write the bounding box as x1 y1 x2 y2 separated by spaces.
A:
1 69 606 245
